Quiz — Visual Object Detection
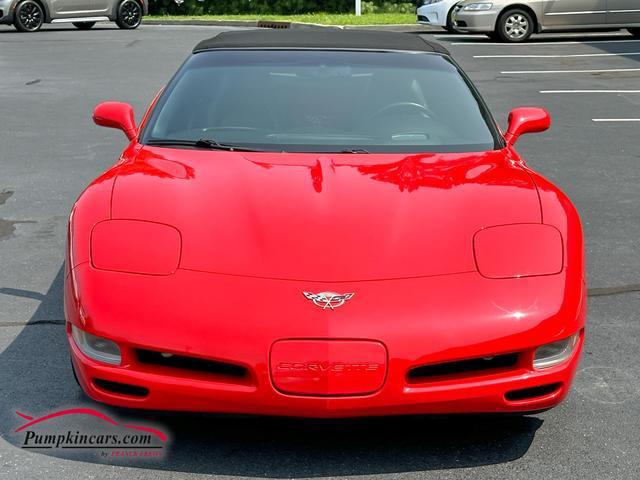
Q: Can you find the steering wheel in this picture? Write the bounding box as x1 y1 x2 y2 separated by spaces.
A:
368 102 435 121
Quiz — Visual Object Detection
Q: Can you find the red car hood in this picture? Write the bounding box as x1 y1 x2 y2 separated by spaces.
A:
111 147 540 282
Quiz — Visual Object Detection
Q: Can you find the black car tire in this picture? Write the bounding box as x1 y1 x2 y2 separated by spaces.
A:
73 21 96 29
445 7 458 34
116 0 142 29
13 0 44 32
496 9 534 43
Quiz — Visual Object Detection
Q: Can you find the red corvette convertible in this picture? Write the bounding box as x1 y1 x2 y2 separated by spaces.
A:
65 30 586 417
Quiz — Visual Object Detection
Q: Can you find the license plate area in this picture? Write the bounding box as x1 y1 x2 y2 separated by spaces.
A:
270 339 388 396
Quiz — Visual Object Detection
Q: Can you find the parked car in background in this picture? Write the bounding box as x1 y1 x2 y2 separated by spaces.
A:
0 0 146 32
453 0 640 42
417 0 461 33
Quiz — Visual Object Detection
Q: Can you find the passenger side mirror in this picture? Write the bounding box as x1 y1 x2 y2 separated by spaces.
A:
93 102 137 141
505 107 551 146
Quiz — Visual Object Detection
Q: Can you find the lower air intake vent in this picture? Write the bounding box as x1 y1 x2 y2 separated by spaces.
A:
93 378 148 397
505 383 562 401
136 349 248 378
408 353 519 382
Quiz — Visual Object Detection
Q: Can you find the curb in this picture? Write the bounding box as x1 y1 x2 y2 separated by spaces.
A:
144 19 443 34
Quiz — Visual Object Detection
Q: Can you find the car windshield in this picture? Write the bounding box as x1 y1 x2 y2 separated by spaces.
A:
141 49 500 153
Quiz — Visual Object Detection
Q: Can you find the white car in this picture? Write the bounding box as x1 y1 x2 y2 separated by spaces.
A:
417 0 461 32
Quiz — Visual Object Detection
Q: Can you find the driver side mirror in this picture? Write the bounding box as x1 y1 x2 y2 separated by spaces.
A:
93 102 137 141
504 107 551 146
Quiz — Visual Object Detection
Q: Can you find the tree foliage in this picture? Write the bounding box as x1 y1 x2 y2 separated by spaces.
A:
149 0 417 16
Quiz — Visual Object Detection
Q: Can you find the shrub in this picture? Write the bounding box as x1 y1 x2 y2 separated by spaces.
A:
150 0 349 16
148 0 417 16
362 2 416 14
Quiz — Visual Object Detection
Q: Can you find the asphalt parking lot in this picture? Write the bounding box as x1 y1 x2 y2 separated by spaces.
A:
1 23 639 480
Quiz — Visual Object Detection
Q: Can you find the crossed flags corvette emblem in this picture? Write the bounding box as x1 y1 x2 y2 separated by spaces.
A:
303 291 355 310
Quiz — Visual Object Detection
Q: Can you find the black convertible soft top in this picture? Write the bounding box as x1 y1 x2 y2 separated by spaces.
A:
193 29 450 55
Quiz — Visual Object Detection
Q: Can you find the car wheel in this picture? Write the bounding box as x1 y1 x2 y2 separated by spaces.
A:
13 0 44 32
628 28 640 37
73 21 96 30
497 9 534 42
445 7 458 33
116 0 142 29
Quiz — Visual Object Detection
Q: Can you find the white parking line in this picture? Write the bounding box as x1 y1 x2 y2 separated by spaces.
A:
451 39 640 46
475 52 640 58
501 68 640 74
592 119 640 122
541 90 640 93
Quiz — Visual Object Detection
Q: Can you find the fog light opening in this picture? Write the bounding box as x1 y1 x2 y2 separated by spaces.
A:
533 332 580 370
93 378 148 398
71 324 121 365
505 383 562 402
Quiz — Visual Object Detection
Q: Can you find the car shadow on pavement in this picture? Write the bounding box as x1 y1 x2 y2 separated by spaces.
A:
0 26 121 34
0 265 542 477
589 37 640 61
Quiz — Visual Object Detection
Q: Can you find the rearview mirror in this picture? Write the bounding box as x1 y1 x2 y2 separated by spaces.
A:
93 102 137 141
505 107 550 146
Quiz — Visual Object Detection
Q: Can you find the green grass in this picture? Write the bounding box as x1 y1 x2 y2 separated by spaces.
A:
147 13 416 26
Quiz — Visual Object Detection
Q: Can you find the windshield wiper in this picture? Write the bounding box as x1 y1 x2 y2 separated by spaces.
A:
340 148 370 154
146 139 367 154
146 138 266 152
194 138 261 151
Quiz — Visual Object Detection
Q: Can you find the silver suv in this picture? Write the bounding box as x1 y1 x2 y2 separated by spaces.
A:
453 0 640 42
0 0 146 32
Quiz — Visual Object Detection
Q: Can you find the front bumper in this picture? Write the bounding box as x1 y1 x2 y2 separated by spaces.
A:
66 263 586 417
416 4 450 28
452 6 500 32
0 0 14 24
